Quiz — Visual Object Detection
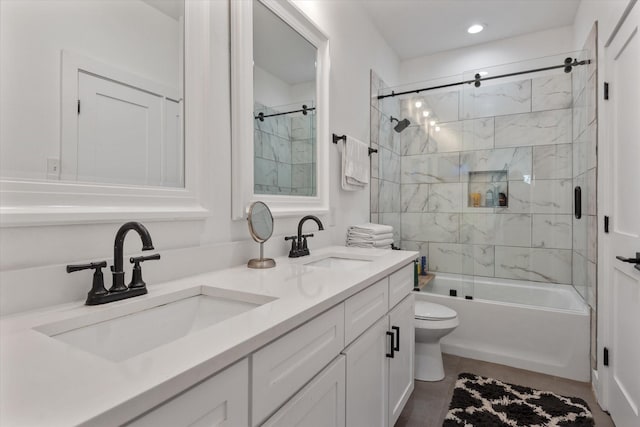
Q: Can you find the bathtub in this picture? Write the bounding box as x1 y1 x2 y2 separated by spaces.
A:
415 273 591 381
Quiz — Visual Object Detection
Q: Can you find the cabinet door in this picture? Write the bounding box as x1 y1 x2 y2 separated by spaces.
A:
252 304 345 426
388 294 414 427
262 356 345 427
342 317 388 427
125 359 248 427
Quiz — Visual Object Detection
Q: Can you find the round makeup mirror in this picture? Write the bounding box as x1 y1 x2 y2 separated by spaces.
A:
247 201 276 268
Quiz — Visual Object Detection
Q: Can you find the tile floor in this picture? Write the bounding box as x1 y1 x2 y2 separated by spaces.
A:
396 354 615 427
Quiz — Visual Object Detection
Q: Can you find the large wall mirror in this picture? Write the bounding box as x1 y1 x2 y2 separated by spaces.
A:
0 0 208 226
231 0 329 219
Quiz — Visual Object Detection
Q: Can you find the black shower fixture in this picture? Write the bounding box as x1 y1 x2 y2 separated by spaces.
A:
390 116 410 133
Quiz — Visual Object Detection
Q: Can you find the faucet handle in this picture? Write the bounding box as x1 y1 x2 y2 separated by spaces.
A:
285 235 299 258
66 261 107 273
129 253 161 264
128 254 160 289
66 261 109 304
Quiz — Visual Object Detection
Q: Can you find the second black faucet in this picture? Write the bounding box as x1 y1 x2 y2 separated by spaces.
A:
286 215 324 258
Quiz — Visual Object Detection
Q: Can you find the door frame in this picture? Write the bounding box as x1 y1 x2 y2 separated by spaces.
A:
596 0 639 411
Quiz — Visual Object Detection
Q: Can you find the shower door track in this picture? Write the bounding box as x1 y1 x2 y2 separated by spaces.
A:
377 57 590 100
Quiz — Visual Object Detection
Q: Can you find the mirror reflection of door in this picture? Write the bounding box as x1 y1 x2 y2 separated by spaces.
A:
252 0 317 197
0 0 184 188
77 71 182 187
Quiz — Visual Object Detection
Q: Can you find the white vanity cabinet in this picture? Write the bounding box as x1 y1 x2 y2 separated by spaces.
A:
125 358 249 427
125 262 413 427
342 263 415 427
251 303 345 426
262 355 346 427
388 294 415 426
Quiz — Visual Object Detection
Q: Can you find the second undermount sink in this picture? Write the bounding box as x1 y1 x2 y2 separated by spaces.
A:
304 256 373 271
35 286 276 362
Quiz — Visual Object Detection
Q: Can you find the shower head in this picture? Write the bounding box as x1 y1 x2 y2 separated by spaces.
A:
390 116 410 133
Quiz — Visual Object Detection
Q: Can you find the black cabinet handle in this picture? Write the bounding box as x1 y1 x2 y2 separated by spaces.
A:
392 326 400 351
574 186 582 219
386 331 395 358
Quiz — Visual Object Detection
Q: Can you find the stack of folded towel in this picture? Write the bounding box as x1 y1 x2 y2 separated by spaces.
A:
346 223 394 249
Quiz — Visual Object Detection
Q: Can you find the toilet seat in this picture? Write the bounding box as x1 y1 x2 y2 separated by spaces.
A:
415 301 457 321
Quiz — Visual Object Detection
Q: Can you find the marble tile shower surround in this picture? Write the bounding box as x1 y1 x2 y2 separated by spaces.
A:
370 70 402 244
254 102 316 196
372 61 595 288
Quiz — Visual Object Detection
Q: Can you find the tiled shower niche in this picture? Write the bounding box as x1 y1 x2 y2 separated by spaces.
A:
467 170 508 208
371 51 596 291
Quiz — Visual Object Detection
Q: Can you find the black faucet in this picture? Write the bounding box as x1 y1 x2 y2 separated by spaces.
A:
111 222 154 292
66 221 160 305
286 215 324 258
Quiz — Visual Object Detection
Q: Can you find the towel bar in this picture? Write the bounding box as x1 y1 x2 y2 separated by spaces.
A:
332 133 378 156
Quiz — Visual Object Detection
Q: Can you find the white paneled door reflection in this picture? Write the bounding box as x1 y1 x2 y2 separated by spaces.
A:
77 71 183 187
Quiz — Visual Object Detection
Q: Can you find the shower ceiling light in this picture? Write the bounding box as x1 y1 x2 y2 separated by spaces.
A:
467 24 484 34
415 100 423 108
422 110 430 117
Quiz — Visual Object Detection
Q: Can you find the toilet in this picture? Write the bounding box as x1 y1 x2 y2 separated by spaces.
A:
414 300 459 381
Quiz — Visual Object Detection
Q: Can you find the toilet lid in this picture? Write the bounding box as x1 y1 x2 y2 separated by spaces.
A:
415 301 457 320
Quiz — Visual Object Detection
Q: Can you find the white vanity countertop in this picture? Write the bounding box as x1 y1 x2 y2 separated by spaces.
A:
0 246 417 427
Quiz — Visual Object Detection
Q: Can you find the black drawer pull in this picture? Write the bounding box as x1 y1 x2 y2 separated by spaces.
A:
574 186 582 219
386 331 395 358
392 326 400 351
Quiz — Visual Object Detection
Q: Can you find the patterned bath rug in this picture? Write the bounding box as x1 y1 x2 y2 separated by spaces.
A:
443 373 594 427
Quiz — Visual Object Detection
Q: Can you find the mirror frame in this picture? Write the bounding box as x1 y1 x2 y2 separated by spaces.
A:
0 0 208 227
230 0 330 220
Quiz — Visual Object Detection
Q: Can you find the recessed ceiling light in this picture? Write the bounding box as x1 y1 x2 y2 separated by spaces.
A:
435 126 441 132
422 111 430 118
429 120 436 126
415 100 423 108
467 24 484 34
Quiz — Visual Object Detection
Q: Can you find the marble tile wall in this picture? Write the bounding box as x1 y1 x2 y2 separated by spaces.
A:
387 70 586 286
370 71 402 245
372 55 596 291
254 103 316 196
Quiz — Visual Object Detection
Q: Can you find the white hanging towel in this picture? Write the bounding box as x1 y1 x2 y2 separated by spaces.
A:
341 135 369 190
348 222 394 235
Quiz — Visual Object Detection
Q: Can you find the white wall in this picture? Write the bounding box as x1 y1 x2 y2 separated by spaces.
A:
0 1 399 313
400 26 575 84
0 0 181 181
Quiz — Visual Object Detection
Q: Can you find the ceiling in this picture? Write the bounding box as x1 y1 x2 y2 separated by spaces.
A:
358 0 581 60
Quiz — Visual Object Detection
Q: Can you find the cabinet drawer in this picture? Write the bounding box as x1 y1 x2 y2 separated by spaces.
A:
344 277 388 345
125 358 249 427
389 263 413 309
252 303 345 426
262 355 346 427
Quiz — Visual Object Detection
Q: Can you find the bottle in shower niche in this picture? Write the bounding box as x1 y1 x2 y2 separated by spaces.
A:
485 189 494 207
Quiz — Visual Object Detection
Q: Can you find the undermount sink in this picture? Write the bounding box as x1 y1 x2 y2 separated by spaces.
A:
35 286 276 362
304 256 373 271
